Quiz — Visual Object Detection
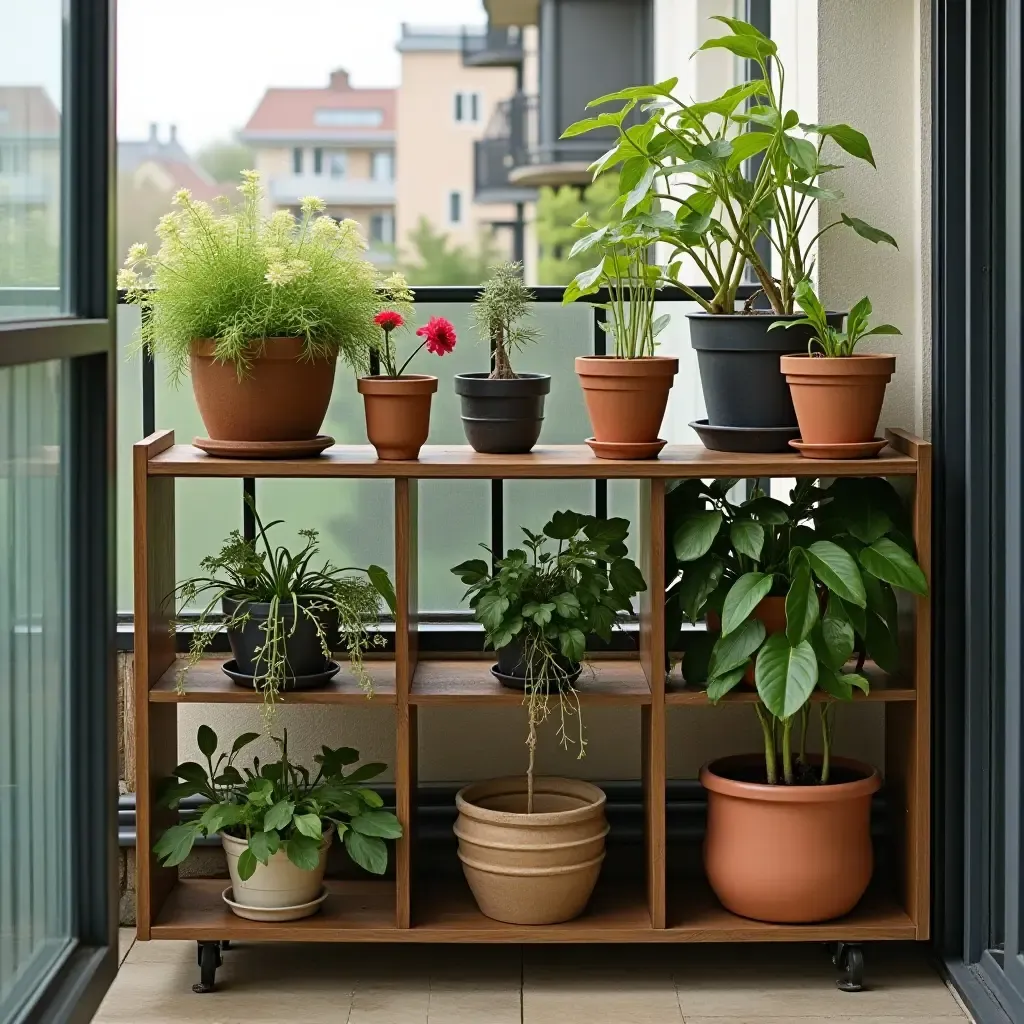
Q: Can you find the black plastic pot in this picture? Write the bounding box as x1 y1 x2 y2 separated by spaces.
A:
687 312 845 431
493 639 582 691
222 596 337 679
454 373 551 454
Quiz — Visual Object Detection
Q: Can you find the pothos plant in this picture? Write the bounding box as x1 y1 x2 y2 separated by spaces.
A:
666 476 927 785
561 15 897 315
174 496 396 715
471 261 540 378
451 511 647 811
154 726 402 878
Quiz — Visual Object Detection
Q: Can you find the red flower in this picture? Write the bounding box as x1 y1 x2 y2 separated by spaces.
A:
416 316 457 356
374 310 404 332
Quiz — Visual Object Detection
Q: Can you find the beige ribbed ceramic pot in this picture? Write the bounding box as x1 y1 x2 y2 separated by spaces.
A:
454 777 608 925
221 828 332 915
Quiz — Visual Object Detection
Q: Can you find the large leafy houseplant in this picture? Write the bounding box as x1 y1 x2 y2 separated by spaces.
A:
667 476 927 784
154 726 402 880
175 497 396 714
451 510 646 810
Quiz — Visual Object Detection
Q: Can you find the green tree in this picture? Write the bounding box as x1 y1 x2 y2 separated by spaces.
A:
196 139 254 184
400 217 500 285
536 175 619 285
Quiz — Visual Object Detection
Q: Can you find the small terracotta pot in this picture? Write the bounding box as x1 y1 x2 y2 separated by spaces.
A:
357 375 438 460
454 776 608 925
701 755 880 923
780 354 896 445
575 356 679 454
707 596 787 685
190 338 336 442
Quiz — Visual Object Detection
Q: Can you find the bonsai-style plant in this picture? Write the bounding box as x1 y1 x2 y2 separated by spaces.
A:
358 275 457 460
174 497 395 715
562 222 678 459
772 280 901 455
449 510 645 925
561 16 898 451
120 170 384 455
454 262 550 454
154 726 401 919
666 475 928 923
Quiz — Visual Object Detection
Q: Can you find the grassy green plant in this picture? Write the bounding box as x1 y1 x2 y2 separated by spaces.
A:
666 477 927 784
452 511 646 810
154 726 402 878
768 279 901 357
471 261 539 379
119 170 386 381
174 497 396 717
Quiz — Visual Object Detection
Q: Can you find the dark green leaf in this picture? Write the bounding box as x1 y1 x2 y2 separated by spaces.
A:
292 813 322 841
249 829 281 864
730 519 765 561
721 572 774 635
285 831 321 872
847 672 871 694
552 593 581 618
342 762 388 785
841 213 898 248
709 618 766 676
153 822 200 867
230 732 260 756
785 564 819 645
172 761 209 787
609 557 647 596
543 509 588 540
450 558 490 584
623 163 657 215
350 810 403 839
236 848 258 881
559 628 587 663
263 799 295 833
673 510 723 562
676 554 724 623
858 537 929 596
706 666 748 701
741 496 791 525
680 629 717 685
806 540 866 606
197 725 217 758
820 595 855 670
727 131 773 170
475 592 510 631
865 608 900 672
802 122 875 166
818 669 853 701
344 829 389 875
783 133 817 173
754 634 818 719
366 564 397 615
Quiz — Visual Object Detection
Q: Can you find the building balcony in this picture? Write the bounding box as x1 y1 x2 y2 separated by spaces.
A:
268 176 395 207
461 24 525 67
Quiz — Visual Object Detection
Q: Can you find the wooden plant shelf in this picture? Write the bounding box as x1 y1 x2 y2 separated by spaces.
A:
133 428 931 955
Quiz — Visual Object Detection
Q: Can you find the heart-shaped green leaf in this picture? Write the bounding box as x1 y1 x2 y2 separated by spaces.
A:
673 510 723 562
285 832 321 872
785 563 819 645
709 618 766 677
721 572 774 636
820 596 855 670
706 666 748 702
292 813 322 841
344 829 388 875
806 540 866 607
730 519 765 561
248 829 282 864
754 634 818 719
263 799 295 833
858 537 928 596
350 810 403 839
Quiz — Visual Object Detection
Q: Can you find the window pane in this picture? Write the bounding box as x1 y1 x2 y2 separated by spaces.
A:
0 360 71 1013
0 0 63 319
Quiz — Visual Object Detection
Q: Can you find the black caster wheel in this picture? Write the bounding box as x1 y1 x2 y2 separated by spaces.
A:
193 940 222 993
220 940 231 951
834 942 865 992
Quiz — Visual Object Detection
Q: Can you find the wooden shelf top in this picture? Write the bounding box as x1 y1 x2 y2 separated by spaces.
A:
411 658 651 705
150 657 397 704
145 442 919 480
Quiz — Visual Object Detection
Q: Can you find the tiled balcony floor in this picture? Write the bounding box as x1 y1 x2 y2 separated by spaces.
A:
100 930 969 1023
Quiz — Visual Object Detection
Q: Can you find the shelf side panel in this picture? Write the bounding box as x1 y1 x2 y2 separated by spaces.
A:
133 431 178 938
639 479 667 928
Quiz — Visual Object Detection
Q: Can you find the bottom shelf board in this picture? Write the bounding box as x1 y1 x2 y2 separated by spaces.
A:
148 876 915 943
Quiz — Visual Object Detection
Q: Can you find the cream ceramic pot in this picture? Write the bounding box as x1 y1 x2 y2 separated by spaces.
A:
221 829 332 912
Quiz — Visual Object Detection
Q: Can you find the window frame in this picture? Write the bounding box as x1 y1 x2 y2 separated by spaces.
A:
313 146 323 175
448 189 463 225
292 146 303 174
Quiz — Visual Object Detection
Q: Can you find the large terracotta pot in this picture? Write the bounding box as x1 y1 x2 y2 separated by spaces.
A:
780 354 896 445
357 375 438 460
190 338 336 441
575 356 678 457
454 776 608 925
221 828 332 916
700 755 880 923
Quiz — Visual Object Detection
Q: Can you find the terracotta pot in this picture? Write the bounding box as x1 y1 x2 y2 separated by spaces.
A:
221 828 332 916
357 375 438 460
780 354 896 445
700 755 880 923
707 596 787 685
190 338 336 442
574 356 679 452
454 776 608 925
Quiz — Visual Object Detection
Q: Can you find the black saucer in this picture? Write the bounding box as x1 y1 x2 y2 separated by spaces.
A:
222 659 341 691
690 419 800 454
490 664 583 691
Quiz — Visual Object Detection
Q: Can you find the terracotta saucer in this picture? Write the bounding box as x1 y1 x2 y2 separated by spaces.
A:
193 435 334 459
585 437 667 460
789 438 889 460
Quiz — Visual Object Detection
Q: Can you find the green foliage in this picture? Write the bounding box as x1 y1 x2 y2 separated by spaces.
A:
665 476 927 784
153 728 401 878
173 496 395 716
400 217 500 286
768 278 901 356
196 139 255 184
536 176 619 285
120 171 385 381
0 208 58 287
563 16 897 314
471 261 539 378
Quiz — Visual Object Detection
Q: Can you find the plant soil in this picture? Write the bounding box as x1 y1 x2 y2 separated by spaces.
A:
716 760 867 787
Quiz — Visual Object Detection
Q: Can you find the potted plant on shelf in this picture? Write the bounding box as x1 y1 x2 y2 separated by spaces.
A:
666 476 927 923
562 16 897 452
120 171 383 459
449 510 646 924
454 261 550 454
154 727 401 921
772 280 900 458
563 218 678 459
173 497 395 715
358 275 457 460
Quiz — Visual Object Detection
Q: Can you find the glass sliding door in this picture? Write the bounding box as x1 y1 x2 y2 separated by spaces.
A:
0 0 117 1020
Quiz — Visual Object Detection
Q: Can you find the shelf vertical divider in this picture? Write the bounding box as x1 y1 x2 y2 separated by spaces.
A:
395 477 419 928
133 430 178 938
639 477 667 928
